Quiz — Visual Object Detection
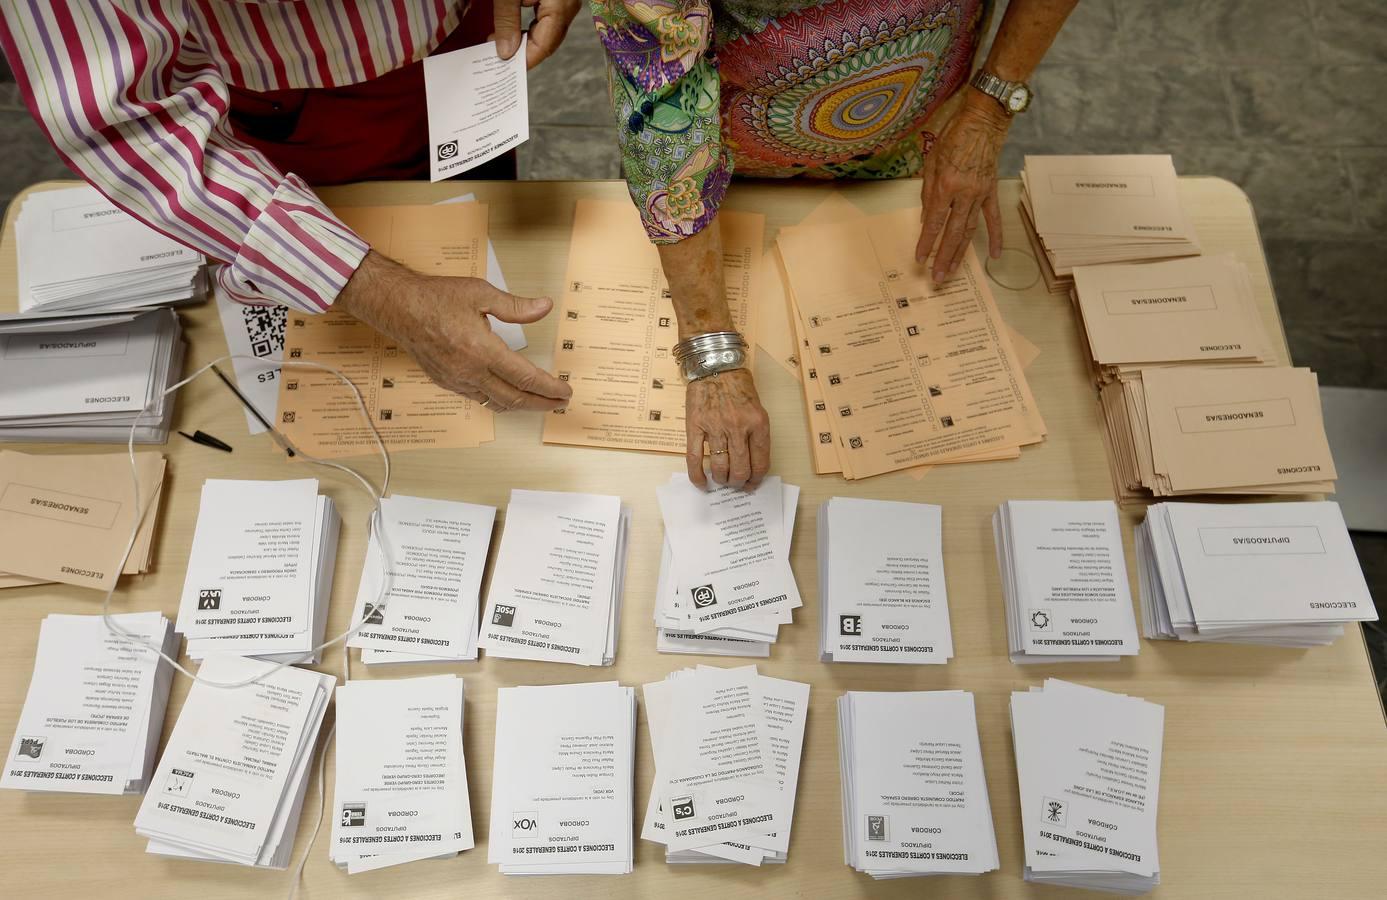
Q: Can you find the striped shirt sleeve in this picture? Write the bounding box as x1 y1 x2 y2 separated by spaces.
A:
0 0 367 312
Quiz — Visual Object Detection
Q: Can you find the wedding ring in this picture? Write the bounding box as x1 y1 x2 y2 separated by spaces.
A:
479 398 491 409
710 449 729 456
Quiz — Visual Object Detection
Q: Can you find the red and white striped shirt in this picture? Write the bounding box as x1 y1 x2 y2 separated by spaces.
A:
0 1 468 313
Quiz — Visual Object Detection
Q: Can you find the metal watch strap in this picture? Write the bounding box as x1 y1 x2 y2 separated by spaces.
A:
969 69 1026 114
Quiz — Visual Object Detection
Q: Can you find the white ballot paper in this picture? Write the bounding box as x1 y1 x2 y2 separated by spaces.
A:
642 665 809 864
136 655 335 869
653 478 800 655
1138 500 1375 646
838 690 999 878
330 675 473 873
656 476 802 636
819 497 953 664
213 292 284 435
2 612 176 795
478 490 630 666
994 500 1140 663
178 479 340 663
348 494 496 663
1011 679 1164 894
424 38 529 181
488 681 635 874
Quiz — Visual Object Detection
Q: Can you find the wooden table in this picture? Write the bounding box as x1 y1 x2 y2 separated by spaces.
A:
1 178 1384 899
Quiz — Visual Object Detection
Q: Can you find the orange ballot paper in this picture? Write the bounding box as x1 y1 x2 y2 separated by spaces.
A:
776 206 1045 480
276 204 494 459
542 199 764 454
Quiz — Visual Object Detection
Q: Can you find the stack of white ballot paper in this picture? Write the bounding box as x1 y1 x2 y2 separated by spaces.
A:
654 476 803 652
176 479 340 663
1011 680 1164 894
994 500 1140 663
2 612 176 795
136 655 335 868
348 494 496 665
0 309 186 443
642 665 809 866
478 490 630 666
16 185 206 314
1137 500 1377 646
818 497 953 664
330 676 473 873
488 681 635 875
837 691 998 878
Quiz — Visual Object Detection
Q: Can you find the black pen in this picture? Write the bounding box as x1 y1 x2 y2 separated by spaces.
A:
179 430 233 452
211 364 297 458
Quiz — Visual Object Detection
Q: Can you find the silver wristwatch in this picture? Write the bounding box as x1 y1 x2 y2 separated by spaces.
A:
672 331 748 382
969 69 1033 115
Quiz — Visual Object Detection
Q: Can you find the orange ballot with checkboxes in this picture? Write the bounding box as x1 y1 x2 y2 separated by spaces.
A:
776 205 1046 480
542 199 765 454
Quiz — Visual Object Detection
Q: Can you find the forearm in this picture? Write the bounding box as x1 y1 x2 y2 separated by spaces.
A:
978 0 1078 82
658 222 735 340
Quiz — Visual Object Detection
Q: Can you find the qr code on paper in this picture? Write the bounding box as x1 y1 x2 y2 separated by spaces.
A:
240 304 286 358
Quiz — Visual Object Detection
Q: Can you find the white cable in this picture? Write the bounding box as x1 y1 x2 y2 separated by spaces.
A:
102 352 396 689
100 351 399 891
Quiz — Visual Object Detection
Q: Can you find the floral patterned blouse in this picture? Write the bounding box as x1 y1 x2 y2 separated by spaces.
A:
590 0 994 242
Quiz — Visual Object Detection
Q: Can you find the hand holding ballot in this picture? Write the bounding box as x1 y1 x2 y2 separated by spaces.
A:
334 250 571 413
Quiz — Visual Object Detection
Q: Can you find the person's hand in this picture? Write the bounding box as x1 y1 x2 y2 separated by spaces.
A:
915 90 1010 284
336 251 571 411
492 0 583 69
684 369 771 490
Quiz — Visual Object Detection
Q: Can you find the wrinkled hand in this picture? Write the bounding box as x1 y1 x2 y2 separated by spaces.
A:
916 93 1009 283
492 0 583 69
337 251 571 411
684 369 771 491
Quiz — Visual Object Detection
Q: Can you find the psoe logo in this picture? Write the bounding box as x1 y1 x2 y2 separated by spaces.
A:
512 811 539 838
492 604 517 627
437 140 459 160
691 585 717 609
198 589 221 611
866 815 888 841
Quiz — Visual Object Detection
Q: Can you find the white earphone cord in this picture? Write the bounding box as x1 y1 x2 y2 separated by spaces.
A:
102 353 399 895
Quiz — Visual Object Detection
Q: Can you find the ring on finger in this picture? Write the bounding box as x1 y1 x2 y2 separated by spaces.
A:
710 449 729 456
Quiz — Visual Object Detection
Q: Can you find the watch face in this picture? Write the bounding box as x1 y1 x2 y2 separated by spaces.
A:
1007 85 1031 113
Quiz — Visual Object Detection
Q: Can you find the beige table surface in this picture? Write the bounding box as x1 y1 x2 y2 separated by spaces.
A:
1 178 1384 899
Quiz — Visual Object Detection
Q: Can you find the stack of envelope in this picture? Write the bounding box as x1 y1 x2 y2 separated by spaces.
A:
176 479 340 663
477 490 630 666
838 690 998 878
16 185 206 314
993 500 1140 663
0 449 166 590
654 475 802 653
330 676 473 873
818 497 954 664
0 309 185 443
1098 365 1337 499
1070 253 1274 384
642 666 809 866
1011 679 1164 894
488 681 635 875
136 655 335 869
1137 501 1376 646
1020 154 1199 292
1 612 176 795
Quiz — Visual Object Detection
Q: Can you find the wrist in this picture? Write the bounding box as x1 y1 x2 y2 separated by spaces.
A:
336 250 418 333
961 87 1014 131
